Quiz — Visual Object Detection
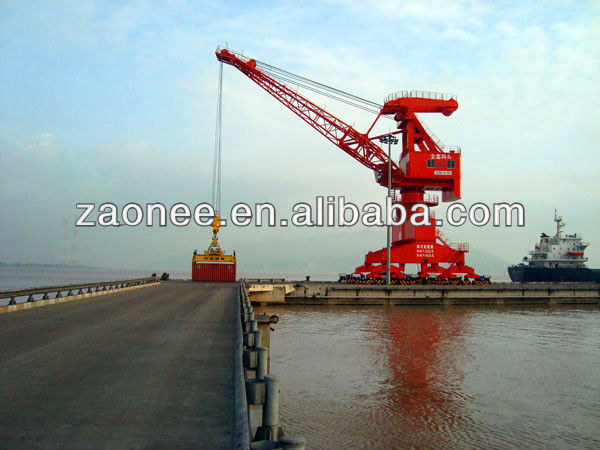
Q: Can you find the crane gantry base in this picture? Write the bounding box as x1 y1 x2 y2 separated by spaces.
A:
350 238 487 284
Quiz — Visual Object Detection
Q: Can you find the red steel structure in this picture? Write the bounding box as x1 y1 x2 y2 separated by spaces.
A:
216 47 482 281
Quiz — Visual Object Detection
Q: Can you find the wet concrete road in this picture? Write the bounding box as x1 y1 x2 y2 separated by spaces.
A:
0 282 237 449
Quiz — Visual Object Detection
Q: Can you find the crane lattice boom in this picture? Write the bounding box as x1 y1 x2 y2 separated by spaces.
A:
216 48 398 177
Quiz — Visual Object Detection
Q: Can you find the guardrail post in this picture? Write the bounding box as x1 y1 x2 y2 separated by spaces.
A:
279 435 306 450
243 348 258 369
263 375 279 429
252 329 262 348
243 332 254 348
27 295 34 302
244 313 255 333
255 375 281 442
9 296 16 305
256 346 268 380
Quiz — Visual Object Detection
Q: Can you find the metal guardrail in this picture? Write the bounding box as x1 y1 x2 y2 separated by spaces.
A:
233 284 252 449
0 277 158 305
244 278 287 284
239 284 305 449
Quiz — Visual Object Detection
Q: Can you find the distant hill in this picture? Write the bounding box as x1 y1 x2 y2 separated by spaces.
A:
463 249 511 280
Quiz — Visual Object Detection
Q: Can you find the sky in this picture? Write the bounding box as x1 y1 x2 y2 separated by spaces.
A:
1 0 599 278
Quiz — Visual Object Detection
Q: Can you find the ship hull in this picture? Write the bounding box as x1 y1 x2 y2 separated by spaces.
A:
508 265 600 282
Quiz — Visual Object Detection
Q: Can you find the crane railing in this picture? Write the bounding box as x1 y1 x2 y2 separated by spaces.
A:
441 145 462 153
436 229 469 251
424 194 439 204
418 118 462 154
385 90 457 103
393 193 439 205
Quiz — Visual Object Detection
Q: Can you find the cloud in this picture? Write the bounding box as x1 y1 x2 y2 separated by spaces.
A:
28 132 57 149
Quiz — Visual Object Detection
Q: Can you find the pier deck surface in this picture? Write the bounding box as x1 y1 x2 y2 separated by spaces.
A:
0 282 237 449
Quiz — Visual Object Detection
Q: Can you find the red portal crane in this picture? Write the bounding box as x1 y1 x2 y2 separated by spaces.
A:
216 47 483 282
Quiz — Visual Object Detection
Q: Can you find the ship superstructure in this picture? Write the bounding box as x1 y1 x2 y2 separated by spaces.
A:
525 212 588 268
508 211 600 282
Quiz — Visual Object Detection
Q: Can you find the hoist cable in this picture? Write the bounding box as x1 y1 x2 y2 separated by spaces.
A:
212 62 223 215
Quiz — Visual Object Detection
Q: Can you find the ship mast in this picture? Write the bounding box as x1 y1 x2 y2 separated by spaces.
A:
554 209 564 238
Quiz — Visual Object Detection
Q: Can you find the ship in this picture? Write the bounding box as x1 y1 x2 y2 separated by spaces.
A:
508 211 600 282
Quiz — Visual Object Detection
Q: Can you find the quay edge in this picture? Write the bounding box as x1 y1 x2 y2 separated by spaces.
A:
246 281 600 306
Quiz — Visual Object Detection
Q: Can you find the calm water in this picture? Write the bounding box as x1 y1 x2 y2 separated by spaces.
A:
267 305 600 449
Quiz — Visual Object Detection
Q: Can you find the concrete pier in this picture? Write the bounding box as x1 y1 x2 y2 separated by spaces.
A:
0 282 240 449
248 281 600 305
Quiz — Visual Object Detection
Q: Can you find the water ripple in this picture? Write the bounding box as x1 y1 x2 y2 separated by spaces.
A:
268 305 600 449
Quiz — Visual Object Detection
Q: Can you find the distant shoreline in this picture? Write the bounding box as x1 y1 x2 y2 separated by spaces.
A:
0 262 92 268
0 262 154 271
